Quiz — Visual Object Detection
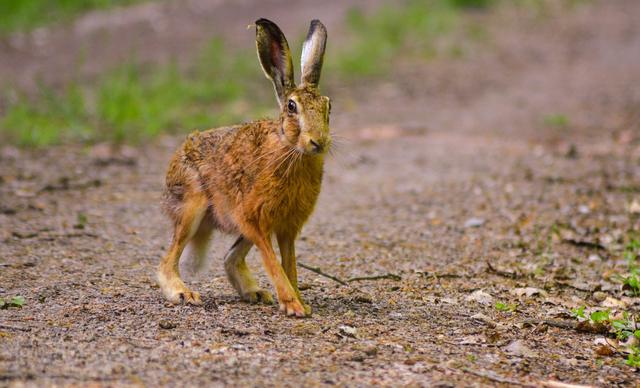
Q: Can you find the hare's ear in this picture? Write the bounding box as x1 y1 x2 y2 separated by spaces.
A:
300 19 327 87
255 18 295 106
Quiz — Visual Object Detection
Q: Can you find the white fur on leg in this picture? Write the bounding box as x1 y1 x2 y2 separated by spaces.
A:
179 239 211 278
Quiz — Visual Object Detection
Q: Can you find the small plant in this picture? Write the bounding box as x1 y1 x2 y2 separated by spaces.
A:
571 305 586 320
0 295 25 309
495 301 517 312
611 312 639 340
627 347 640 369
620 271 640 296
74 212 88 229
614 238 640 296
572 308 640 369
543 114 570 129
590 309 611 324
569 306 610 324
623 239 640 263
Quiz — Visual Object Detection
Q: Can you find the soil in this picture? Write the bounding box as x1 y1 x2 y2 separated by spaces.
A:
1 0 640 386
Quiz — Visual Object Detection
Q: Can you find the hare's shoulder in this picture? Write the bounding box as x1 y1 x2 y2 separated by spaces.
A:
180 120 276 164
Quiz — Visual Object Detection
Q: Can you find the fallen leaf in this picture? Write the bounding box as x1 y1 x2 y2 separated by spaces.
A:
470 313 497 328
504 340 536 357
466 290 494 305
600 296 627 309
595 344 615 356
512 287 547 298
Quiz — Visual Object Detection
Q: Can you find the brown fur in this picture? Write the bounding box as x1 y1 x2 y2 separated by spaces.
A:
157 19 331 317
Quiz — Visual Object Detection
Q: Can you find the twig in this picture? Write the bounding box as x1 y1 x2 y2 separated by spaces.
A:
416 271 464 279
554 281 593 293
460 367 535 387
523 319 608 334
40 178 101 193
0 324 32 332
116 337 155 349
299 263 402 285
0 372 119 382
298 263 347 286
540 381 594 388
486 261 521 279
347 273 401 282
561 238 606 251
523 319 577 330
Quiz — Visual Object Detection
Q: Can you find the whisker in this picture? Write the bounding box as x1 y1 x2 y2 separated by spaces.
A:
274 148 296 174
284 148 302 177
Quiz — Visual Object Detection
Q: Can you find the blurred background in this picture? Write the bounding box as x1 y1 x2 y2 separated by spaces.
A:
3 0 632 146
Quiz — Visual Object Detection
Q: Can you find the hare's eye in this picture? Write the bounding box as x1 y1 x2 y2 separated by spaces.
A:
287 100 297 114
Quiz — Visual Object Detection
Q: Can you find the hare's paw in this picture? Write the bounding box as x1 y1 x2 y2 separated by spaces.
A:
166 287 202 306
158 274 203 306
279 298 309 318
242 289 274 305
178 289 202 306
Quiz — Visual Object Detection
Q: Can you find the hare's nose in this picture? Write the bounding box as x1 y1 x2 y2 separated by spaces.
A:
309 139 322 153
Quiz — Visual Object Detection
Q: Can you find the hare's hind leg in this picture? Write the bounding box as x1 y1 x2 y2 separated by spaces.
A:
181 215 215 275
158 192 209 305
224 236 274 304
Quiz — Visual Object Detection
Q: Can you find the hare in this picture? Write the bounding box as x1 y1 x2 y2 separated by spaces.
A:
157 19 331 317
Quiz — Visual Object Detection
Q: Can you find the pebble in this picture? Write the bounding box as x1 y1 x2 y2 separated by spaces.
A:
159 320 177 330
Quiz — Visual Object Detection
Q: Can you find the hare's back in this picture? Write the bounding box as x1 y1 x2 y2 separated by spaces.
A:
162 126 237 217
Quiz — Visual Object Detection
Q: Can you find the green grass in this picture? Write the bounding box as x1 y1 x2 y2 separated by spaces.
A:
333 0 493 76
1 40 271 146
0 0 145 34
542 114 570 129
0 0 504 146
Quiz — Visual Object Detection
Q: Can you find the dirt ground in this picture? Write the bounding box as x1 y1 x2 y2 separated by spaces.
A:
2 0 640 386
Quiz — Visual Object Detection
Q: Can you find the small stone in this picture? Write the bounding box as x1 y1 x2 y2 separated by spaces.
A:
588 254 602 263
338 325 357 338
592 291 607 302
352 293 373 304
578 205 590 214
364 346 378 356
298 282 312 291
159 320 177 330
464 217 485 228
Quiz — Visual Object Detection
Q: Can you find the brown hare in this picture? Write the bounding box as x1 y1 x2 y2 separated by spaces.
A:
158 18 331 317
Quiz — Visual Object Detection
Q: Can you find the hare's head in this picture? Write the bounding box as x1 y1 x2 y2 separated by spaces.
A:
256 19 331 155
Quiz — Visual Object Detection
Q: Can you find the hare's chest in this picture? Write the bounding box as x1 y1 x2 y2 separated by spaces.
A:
264 171 323 231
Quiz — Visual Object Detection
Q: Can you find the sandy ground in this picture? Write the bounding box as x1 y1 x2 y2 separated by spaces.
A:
2 0 640 386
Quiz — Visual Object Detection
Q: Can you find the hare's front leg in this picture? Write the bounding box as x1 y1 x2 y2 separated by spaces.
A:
277 232 311 316
224 236 274 304
157 193 208 305
250 233 307 317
